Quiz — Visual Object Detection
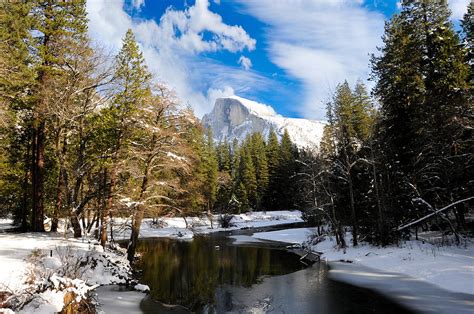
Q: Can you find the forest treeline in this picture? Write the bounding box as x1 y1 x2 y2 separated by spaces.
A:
0 1 229 261
0 0 472 260
0 0 301 261
296 1 473 246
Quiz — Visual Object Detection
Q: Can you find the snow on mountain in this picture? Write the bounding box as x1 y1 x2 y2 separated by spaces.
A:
228 95 277 117
202 96 326 149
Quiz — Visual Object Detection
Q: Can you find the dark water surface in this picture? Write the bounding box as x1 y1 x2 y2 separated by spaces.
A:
132 234 414 313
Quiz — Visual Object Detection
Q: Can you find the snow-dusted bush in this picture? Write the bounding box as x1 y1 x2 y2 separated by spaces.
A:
218 214 235 228
8 244 133 313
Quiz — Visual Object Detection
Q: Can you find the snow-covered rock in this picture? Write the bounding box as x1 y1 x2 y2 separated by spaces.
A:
134 284 150 292
202 96 326 150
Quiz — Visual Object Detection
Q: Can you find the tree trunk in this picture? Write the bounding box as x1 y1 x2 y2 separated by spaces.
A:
51 167 64 233
51 175 61 233
87 212 97 234
95 170 106 239
454 203 465 231
127 205 144 263
331 196 346 248
348 177 358 247
21 142 30 232
51 136 66 233
31 125 37 230
127 168 149 262
101 168 116 247
32 120 46 232
109 212 114 244
371 145 384 242
94 208 100 239
208 207 214 229
70 213 82 238
338 224 346 248
81 215 86 233
70 199 83 238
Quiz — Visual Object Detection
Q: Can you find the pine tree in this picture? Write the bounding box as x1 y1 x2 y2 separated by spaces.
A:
332 82 362 246
249 133 269 210
320 101 337 158
371 10 425 229
0 1 35 230
202 129 219 217
37 0 89 232
0 1 34 106
352 80 375 142
104 29 152 247
320 125 335 158
278 129 297 210
230 138 241 182
371 0 471 238
215 139 233 214
0 1 90 232
234 181 248 213
418 2 470 218
462 2 473 85
334 81 356 143
216 138 231 173
264 128 280 210
237 142 257 210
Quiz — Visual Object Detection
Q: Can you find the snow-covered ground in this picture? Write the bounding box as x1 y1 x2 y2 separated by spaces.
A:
253 227 317 245
0 218 16 231
0 210 302 313
112 210 303 240
0 231 132 313
252 228 474 295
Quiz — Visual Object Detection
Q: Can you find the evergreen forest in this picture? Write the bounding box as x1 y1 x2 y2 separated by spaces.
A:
0 0 472 264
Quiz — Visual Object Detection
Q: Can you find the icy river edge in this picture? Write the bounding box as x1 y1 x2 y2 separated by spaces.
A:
1 211 473 313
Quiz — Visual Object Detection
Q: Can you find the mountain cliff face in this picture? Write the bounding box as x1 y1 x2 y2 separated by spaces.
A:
202 96 326 149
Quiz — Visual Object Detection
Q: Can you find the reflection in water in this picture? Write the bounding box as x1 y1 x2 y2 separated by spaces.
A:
134 236 414 314
136 236 306 310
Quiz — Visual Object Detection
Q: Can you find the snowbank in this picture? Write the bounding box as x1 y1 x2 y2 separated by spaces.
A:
0 218 15 231
0 231 132 313
112 210 303 240
329 262 474 314
252 228 474 295
253 227 317 244
0 211 302 312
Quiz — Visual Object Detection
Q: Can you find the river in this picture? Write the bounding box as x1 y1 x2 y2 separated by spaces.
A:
97 227 415 313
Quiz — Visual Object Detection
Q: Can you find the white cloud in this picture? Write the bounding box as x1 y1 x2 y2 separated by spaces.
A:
238 55 252 70
86 0 260 117
86 0 472 120
132 0 145 10
449 0 470 20
207 86 235 105
87 0 132 50
235 0 385 119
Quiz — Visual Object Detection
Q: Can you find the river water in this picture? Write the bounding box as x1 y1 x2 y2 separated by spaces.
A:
114 231 414 313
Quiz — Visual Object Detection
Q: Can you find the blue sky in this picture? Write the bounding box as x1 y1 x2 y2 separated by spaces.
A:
86 0 469 120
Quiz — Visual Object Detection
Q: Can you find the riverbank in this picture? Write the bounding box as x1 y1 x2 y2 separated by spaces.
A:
111 210 303 240
0 232 133 313
252 227 474 295
0 210 302 313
